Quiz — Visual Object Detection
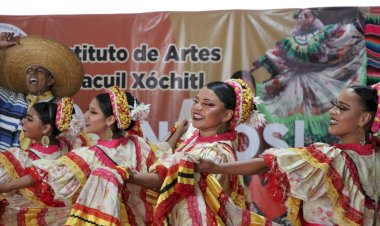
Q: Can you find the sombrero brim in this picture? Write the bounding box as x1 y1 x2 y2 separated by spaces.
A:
0 35 84 97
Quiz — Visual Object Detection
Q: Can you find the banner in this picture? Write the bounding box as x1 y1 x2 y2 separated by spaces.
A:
0 7 368 223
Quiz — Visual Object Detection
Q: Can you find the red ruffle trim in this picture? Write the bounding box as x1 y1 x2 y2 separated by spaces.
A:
261 154 290 204
24 167 65 207
155 161 195 225
57 136 73 151
306 144 333 164
327 152 364 225
145 151 156 170
154 193 182 226
155 165 168 180
115 166 129 181
333 143 373 155
306 145 365 225
0 197 9 218
195 131 237 143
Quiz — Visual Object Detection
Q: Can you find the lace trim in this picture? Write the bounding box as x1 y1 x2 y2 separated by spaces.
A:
261 154 290 203
304 145 362 226
196 131 237 143
0 152 23 179
58 153 90 186
97 137 125 149
29 143 60 155
333 143 374 155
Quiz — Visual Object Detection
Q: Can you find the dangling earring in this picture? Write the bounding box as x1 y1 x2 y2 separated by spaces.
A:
359 127 366 145
106 127 113 140
216 122 227 135
41 135 50 147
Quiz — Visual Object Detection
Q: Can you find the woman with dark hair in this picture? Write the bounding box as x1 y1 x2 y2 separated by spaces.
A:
197 84 380 226
121 79 266 225
0 98 75 224
0 86 155 225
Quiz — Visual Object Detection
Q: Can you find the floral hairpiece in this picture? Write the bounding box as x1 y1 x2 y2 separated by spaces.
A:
248 96 266 129
55 97 74 132
106 86 131 129
68 113 85 137
225 79 266 129
130 99 151 121
225 79 243 128
371 83 380 135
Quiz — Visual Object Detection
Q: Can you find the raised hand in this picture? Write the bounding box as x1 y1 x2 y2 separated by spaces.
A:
0 32 21 49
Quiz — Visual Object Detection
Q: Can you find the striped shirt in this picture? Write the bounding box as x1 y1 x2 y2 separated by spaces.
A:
0 87 28 151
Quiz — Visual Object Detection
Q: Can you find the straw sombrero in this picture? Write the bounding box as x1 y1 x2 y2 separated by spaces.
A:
0 35 84 97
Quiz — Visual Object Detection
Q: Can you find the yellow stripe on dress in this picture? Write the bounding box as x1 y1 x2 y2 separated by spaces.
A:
66 206 119 226
57 156 88 186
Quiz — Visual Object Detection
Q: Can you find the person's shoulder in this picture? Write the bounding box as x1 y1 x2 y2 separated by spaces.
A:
0 86 25 100
307 142 344 159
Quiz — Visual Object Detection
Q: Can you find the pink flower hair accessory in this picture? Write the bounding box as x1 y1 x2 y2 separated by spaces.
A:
371 83 380 134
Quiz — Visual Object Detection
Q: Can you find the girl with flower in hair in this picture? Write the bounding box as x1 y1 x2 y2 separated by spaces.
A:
0 98 76 225
0 86 156 225
122 79 266 225
197 84 380 226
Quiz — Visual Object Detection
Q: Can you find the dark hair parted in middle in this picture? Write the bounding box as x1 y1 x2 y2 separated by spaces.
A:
32 102 60 137
96 91 138 134
206 81 236 112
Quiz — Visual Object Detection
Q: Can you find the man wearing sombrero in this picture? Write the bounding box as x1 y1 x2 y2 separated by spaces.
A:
0 32 84 150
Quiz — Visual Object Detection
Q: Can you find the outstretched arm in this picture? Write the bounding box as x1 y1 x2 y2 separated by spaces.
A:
196 157 269 175
0 175 35 193
127 172 163 191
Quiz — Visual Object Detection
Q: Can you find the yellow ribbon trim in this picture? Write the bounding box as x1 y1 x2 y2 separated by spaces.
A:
120 201 131 226
0 154 19 180
286 148 360 226
23 208 46 226
205 175 266 226
156 171 178 205
66 207 119 226
57 155 88 186
18 188 47 207
0 154 47 206
145 189 158 206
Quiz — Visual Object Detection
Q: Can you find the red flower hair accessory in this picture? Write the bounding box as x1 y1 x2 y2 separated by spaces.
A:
371 83 380 134
105 86 131 130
